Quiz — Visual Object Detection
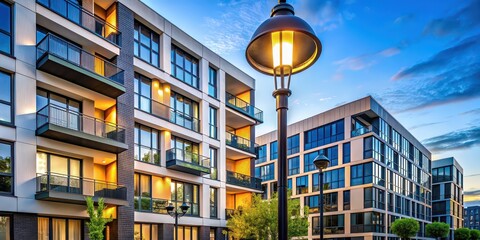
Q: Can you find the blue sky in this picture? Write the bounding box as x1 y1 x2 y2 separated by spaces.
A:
143 0 480 204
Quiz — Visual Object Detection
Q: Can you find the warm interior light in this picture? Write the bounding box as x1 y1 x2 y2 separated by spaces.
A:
271 31 294 69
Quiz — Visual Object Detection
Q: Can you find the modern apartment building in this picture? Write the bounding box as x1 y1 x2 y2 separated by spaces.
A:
432 157 464 239
255 96 433 240
0 0 263 239
465 206 480 230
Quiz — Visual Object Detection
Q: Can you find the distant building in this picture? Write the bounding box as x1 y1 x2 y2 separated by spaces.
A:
465 206 480 230
432 157 464 239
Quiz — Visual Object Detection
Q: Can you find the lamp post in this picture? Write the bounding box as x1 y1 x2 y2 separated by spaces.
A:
313 155 330 240
166 202 190 240
246 1 322 239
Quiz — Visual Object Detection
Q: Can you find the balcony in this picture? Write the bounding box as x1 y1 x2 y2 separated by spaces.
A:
37 0 121 45
226 92 263 123
36 104 128 153
351 125 378 137
166 148 210 176
36 34 125 98
35 173 128 206
226 170 262 191
226 131 255 154
136 97 200 133
134 196 169 214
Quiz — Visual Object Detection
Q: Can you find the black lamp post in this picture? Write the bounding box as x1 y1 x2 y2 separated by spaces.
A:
314 155 330 240
246 1 322 239
166 202 190 240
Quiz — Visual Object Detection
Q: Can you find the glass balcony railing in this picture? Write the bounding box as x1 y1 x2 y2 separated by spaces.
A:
37 0 121 45
136 96 200 133
226 170 262 190
36 172 127 201
351 125 378 137
166 148 211 175
37 104 126 144
226 92 263 122
37 34 124 85
134 196 169 214
225 131 255 153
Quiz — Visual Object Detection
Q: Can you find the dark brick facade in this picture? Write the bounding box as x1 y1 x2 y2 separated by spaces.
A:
158 223 175 240
111 2 135 239
13 213 37 239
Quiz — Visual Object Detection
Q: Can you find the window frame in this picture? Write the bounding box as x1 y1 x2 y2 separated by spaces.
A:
134 20 160 67
0 141 13 195
270 141 278 160
134 123 160 165
0 71 13 126
210 187 218 218
287 134 300 155
170 45 199 89
288 156 300 176
208 66 217 98
0 1 13 56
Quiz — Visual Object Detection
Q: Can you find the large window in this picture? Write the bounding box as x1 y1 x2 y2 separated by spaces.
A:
134 21 159 67
296 175 308 194
134 223 159 240
364 136 384 163
288 156 300 176
36 152 82 194
287 134 300 155
313 215 345 235
170 136 200 163
170 91 200 131
0 1 12 55
255 145 267 164
343 142 351 164
0 142 12 194
270 141 278 160
255 163 275 181
171 45 199 88
351 212 384 233
175 226 199 240
313 168 345 191
364 187 385 209
433 166 453 183
134 73 152 112
0 215 10 240
134 123 160 165
350 162 387 187
210 188 218 218
134 173 152 212
304 119 344 150
304 145 338 172
208 67 217 98
36 88 82 129
209 106 217 139
344 190 350 210
38 217 82 240
171 180 200 216
209 148 218 180
305 192 338 213
0 71 12 124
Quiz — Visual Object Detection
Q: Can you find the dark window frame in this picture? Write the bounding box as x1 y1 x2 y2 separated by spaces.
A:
288 156 300 176
255 145 267 164
0 71 13 126
134 20 160 67
270 141 278 160
170 180 200 216
171 45 199 89
134 123 160 165
210 187 218 218
0 141 13 195
38 216 84 240
287 134 300 155
208 66 217 98
0 0 13 56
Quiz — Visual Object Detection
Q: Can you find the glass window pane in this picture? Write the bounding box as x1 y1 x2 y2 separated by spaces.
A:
0 31 10 54
68 220 81 240
0 103 11 123
50 155 68 175
52 218 67 240
0 2 10 33
142 224 151 240
38 217 49 240
0 176 11 193
0 72 10 103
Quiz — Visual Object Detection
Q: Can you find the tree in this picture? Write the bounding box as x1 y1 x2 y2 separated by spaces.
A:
391 218 419 240
471 229 480 240
455 228 471 240
86 197 112 240
225 191 309 240
426 222 450 239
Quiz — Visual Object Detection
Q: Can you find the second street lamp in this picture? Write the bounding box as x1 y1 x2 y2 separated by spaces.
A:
246 0 322 239
166 202 189 240
314 155 330 240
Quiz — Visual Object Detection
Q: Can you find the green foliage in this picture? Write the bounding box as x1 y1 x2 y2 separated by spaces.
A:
426 222 450 239
391 218 419 240
225 191 309 240
470 229 480 240
455 228 471 240
86 197 112 240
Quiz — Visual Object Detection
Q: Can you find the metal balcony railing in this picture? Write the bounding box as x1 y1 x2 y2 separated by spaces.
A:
37 104 126 143
166 148 211 168
37 34 124 84
134 196 169 214
36 172 127 201
225 92 263 122
225 209 235 220
225 131 254 153
37 0 121 45
226 170 262 190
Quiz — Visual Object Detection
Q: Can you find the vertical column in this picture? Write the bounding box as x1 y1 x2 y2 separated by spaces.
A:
199 226 211 240
200 58 209 96
111 3 135 240
160 23 172 74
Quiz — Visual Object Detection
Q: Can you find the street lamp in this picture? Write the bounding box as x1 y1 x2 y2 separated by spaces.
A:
166 202 190 240
246 1 322 239
314 155 330 240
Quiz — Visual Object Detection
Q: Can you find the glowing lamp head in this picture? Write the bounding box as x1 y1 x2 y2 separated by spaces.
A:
246 2 322 76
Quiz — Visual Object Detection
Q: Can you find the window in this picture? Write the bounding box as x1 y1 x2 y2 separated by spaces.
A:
0 1 12 55
304 145 339 172
209 106 217 139
270 141 278 160
134 223 159 240
134 173 152 212
208 148 218 180
392 129 401 151
134 73 152 112
255 145 267 164
379 119 391 143
364 136 384 162
134 21 159 67
261 184 268 199
296 176 308 194
287 178 292 190
287 134 300 155
171 45 199 88
175 226 199 240
433 166 453 183
305 195 319 213
343 142 350 164
36 88 82 129
344 190 350 210
314 168 345 191
38 217 82 240
0 142 12 194
0 215 10 239
170 91 200 131
170 136 200 164
313 215 345 235
364 187 385 209
255 163 275 181
134 123 160 165
351 212 384 233
351 162 373 186
304 119 344 150
270 181 278 196
0 71 12 124
171 180 200 216
288 156 300 176
208 67 217 98
210 188 218 218
36 152 82 194
210 228 216 240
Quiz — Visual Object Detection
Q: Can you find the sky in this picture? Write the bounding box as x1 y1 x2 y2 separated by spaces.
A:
142 0 480 205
